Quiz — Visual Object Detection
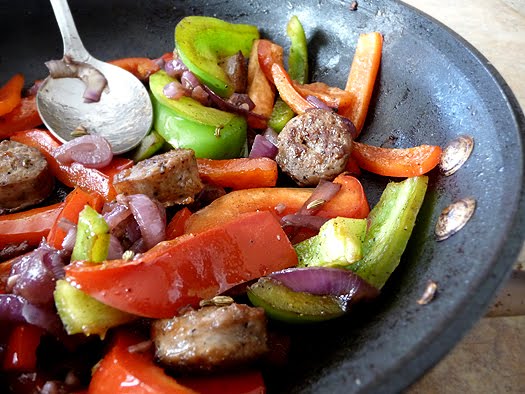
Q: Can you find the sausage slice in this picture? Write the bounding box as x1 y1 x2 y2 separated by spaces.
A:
275 109 354 186
0 140 54 214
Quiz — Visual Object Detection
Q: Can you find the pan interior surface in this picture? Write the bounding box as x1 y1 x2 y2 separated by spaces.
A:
1 0 523 392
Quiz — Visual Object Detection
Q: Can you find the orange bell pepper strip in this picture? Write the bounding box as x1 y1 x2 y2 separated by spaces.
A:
47 188 105 249
352 141 442 177
197 157 278 189
247 39 276 119
184 174 369 234
0 74 24 117
65 210 297 318
178 370 265 394
165 207 193 240
109 57 161 81
0 202 64 250
340 32 383 135
89 331 197 394
3 324 44 371
11 129 133 201
0 95 42 139
271 63 315 115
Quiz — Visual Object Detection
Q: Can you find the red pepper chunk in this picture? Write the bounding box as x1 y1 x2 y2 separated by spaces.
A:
65 210 298 318
89 332 197 394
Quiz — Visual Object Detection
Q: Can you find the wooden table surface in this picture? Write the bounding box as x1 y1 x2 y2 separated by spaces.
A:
399 1 525 392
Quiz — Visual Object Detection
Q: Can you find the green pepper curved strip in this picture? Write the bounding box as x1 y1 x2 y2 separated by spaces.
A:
268 16 309 132
287 15 309 84
175 16 259 97
350 176 429 289
71 205 110 263
132 129 165 162
150 71 247 159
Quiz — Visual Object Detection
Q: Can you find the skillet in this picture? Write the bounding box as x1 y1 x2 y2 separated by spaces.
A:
1 0 524 392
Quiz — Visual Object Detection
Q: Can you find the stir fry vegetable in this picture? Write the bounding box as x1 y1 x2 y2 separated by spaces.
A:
0 12 444 393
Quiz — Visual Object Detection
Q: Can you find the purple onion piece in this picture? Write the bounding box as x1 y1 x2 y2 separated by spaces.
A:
280 214 329 231
53 134 113 168
249 134 278 159
107 235 124 260
0 294 27 324
262 127 279 146
299 179 341 216
191 85 210 105
228 93 255 111
126 194 166 251
45 56 108 103
61 226 77 253
9 242 67 306
268 267 379 310
181 70 201 91
103 201 132 230
164 58 188 79
306 95 333 111
163 80 186 100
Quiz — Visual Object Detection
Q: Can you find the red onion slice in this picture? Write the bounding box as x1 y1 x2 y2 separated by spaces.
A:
163 80 186 100
262 127 279 146
45 56 108 103
53 134 113 168
107 234 124 260
298 179 341 216
164 57 189 79
268 267 379 311
249 134 278 159
306 95 333 111
126 194 166 251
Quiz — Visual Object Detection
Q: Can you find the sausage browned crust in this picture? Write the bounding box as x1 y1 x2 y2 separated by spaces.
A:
0 140 54 214
275 109 354 186
152 303 268 372
113 148 203 206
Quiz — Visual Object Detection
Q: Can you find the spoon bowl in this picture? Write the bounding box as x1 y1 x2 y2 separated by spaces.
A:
36 0 152 154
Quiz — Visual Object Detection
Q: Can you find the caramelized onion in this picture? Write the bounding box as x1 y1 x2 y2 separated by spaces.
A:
53 134 113 168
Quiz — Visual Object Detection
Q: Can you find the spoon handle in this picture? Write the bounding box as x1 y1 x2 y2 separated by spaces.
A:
49 0 91 61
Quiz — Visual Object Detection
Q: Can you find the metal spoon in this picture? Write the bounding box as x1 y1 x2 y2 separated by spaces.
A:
37 0 153 154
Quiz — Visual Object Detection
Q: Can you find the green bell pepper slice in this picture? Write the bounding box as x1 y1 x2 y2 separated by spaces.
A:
350 176 429 289
150 70 247 159
247 277 346 324
175 16 259 97
287 15 309 84
268 16 309 132
71 205 110 263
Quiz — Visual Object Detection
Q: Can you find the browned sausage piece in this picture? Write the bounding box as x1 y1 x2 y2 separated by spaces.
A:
152 303 268 372
113 148 203 206
0 140 54 214
275 109 354 186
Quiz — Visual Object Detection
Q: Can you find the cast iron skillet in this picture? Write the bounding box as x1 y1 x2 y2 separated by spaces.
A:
1 0 524 392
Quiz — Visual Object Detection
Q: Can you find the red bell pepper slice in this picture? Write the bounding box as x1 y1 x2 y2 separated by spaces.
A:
165 207 193 240
3 323 44 371
0 202 64 250
109 57 161 81
178 370 266 394
257 39 284 84
340 32 383 135
197 157 278 189
89 332 197 394
11 129 133 201
0 95 42 139
352 141 442 177
47 188 105 249
0 74 24 116
65 210 297 318
185 174 369 234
